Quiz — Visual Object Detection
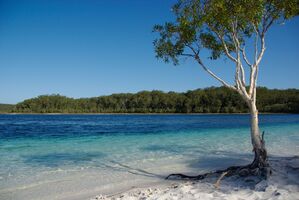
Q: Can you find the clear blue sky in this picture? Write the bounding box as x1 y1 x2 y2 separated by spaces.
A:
0 0 298 104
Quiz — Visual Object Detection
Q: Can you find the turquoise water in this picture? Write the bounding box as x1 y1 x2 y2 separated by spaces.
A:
0 114 298 199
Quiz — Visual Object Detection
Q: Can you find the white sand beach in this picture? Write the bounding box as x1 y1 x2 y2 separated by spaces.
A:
92 156 299 200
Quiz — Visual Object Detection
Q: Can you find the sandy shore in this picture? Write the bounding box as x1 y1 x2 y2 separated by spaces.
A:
92 156 299 200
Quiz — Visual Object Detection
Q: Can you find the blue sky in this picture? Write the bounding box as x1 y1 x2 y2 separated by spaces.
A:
0 0 298 104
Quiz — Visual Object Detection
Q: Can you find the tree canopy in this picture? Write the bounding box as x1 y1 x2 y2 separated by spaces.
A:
154 0 299 97
154 0 298 64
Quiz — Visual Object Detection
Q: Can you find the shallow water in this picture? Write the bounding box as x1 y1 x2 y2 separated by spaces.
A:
0 114 298 200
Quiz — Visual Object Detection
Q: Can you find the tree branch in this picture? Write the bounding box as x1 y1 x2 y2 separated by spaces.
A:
208 26 238 63
256 36 265 66
217 33 238 63
180 53 195 57
240 47 252 67
195 56 237 91
184 44 236 90
231 22 248 98
239 63 246 87
252 24 259 63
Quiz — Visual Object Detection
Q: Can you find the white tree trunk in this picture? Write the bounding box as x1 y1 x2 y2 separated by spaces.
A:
249 102 262 150
248 100 269 176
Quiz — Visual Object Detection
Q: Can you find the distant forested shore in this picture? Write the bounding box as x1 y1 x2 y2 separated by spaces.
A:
1 87 299 114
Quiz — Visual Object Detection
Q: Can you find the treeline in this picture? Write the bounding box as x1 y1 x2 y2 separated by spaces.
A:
10 87 299 113
0 104 15 113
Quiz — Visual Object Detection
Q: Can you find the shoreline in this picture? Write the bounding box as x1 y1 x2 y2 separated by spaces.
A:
0 112 296 115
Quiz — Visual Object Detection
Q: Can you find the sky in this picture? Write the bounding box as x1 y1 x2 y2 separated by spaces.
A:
0 0 298 104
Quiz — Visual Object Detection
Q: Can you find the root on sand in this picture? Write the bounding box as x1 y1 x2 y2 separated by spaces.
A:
166 132 272 187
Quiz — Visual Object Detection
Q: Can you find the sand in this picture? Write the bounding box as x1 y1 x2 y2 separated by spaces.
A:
91 156 299 200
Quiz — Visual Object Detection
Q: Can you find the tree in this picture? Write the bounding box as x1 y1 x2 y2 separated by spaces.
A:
153 0 298 180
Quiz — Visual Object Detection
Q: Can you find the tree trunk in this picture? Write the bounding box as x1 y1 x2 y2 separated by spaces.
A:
248 102 271 178
165 97 272 181
249 103 262 151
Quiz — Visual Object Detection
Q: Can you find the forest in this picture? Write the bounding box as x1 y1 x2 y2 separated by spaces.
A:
3 87 299 113
0 104 15 113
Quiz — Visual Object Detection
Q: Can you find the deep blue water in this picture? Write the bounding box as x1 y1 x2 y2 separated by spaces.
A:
1 114 299 139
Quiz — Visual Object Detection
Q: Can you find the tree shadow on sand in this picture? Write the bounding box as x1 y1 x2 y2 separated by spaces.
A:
99 145 255 182
186 151 252 171
101 160 165 179
141 144 253 171
117 144 299 189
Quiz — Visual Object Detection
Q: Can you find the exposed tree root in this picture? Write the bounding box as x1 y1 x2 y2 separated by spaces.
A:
165 162 271 180
165 164 260 180
166 132 272 183
214 171 228 188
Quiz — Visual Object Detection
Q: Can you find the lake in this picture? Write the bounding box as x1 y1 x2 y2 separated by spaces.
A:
0 114 298 200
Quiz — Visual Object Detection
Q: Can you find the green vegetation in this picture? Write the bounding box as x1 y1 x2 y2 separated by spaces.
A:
0 104 15 113
9 87 299 113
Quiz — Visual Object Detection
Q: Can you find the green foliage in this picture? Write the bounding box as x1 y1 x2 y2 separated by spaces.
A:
11 87 299 113
153 0 299 64
0 104 15 113
13 94 75 113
